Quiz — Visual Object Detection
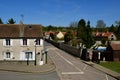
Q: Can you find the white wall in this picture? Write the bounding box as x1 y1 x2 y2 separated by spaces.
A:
0 39 44 60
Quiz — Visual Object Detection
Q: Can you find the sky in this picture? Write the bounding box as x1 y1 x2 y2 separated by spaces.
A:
0 0 120 27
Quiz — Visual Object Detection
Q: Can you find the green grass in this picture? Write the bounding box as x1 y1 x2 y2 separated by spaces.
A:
100 62 120 73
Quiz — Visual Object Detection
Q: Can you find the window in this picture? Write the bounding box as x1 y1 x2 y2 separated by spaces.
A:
6 52 11 58
23 39 27 46
25 52 33 59
6 39 10 46
3 39 12 46
36 39 40 45
35 39 43 46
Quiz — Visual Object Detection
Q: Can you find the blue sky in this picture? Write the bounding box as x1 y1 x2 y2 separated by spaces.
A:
0 0 120 27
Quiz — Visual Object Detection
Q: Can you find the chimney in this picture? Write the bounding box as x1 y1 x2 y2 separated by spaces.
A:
19 21 24 37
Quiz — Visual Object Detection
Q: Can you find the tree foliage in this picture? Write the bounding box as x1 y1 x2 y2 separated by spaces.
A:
115 21 120 26
0 18 3 24
109 24 115 32
96 20 106 32
64 31 73 43
77 19 86 39
96 20 106 28
77 19 94 48
86 21 94 48
7 18 16 24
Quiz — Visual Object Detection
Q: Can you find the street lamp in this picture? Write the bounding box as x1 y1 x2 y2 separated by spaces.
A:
34 39 37 66
45 49 48 64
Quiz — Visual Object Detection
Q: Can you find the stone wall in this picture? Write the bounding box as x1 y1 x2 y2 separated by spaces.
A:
0 60 35 65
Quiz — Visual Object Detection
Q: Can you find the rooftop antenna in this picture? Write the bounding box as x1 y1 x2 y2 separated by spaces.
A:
20 14 24 37
20 14 24 24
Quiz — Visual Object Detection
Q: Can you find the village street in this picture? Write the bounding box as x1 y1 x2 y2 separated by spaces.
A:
45 42 117 80
0 71 59 80
0 41 118 80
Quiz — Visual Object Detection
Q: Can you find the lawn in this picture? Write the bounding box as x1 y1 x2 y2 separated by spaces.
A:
100 62 120 73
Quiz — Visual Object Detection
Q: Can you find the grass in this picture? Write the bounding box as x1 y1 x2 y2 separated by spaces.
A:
100 62 120 73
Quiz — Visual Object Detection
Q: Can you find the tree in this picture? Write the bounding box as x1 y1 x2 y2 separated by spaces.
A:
115 21 120 26
116 25 120 39
77 19 86 39
86 21 94 48
76 19 94 48
7 18 16 24
49 33 55 40
96 20 106 32
0 18 3 24
64 31 73 44
109 24 115 32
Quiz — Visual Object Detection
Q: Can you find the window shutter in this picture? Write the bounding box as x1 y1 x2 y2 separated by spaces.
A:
20 39 23 46
11 52 13 59
11 39 13 46
40 39 43 46
3 39 6 46
27 39 29 46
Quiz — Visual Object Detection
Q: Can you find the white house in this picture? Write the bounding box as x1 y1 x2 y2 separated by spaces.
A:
0 24 44 65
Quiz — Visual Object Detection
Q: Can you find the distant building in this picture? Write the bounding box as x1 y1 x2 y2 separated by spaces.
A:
110 44 120 61
45 31 56 39
93 32 117 41
45 31 66 40
56 31 66 39
0 24 44 65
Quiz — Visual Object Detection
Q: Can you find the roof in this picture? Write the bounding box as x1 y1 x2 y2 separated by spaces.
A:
110 44 120 50
0 24 43 38
45 31 56 35
93 32 114 37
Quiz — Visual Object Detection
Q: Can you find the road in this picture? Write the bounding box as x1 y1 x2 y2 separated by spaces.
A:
45 42 117 80
0 71 59 80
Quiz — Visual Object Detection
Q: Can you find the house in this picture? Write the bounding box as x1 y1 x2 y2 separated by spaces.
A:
110 44 120 61
56 31 66 39
45 31 66 40
0 24 44 65
45 31 56 39
93 32 117 41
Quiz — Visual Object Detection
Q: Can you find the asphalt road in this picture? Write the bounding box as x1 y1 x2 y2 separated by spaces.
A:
0 71 60 80
45 42 117 80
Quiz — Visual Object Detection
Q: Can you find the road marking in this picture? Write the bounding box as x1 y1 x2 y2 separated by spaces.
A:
55 51 84 74
62 72 84 75
83 65 87 70
106 75 109 80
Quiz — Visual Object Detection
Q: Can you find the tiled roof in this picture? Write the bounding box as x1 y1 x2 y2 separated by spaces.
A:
110 44 120 50
0 24 43 38
93 32 113 37
45 31 56 35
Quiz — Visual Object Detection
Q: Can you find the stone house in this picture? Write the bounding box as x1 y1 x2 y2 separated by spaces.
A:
0 24 44 65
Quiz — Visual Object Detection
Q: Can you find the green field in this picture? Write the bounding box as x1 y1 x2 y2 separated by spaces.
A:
100 62 120 73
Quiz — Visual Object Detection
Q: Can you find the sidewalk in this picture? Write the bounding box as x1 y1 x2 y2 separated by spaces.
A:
0 56 56 73
82 61 120 80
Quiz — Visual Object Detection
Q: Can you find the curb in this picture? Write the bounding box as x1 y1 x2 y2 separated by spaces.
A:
0 56 56 74
82 61 120 80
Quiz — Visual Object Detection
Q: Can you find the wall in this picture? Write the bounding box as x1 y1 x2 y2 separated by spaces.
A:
0 60 35 65
0 39 44 61
45 39 81 57
113 50 120 61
